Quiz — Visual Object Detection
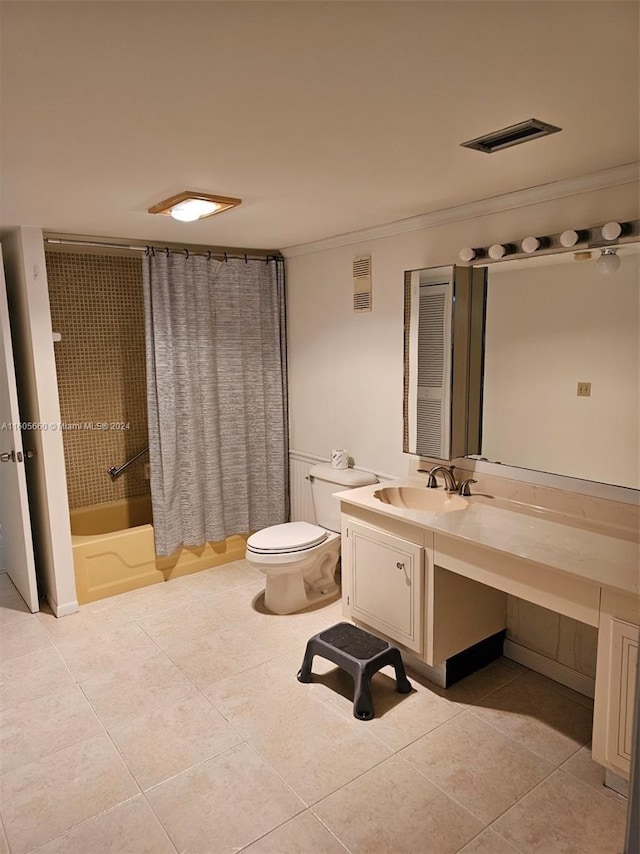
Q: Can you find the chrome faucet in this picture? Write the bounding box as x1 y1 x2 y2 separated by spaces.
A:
425 465 458 493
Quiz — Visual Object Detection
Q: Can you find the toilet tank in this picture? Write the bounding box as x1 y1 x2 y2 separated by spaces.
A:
308 464 378 532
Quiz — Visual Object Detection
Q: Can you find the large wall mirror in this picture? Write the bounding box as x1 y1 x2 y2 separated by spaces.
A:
404 239 639 490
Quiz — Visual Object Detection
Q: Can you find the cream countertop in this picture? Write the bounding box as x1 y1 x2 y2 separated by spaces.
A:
335 479 640 597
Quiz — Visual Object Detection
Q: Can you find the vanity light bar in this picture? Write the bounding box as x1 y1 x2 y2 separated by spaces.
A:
458 219 639 264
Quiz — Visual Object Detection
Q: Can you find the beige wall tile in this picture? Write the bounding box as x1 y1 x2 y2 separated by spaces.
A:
46 251 149 509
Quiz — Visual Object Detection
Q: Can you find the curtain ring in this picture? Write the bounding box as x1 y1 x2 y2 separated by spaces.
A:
206 250 211 261
165 247 170 257
244 253 248 264
151 246 155 257
144 246 150 257
184 248 189 259
224 252 228 263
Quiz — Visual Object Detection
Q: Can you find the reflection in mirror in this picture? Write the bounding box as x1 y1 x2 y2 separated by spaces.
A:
478 243 639 489
403 265 486 460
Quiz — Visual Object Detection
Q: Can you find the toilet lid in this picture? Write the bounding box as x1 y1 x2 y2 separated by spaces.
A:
247 522 328 554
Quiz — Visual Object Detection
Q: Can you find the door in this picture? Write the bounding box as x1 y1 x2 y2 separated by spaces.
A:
348 520 424 653
0 247 39 611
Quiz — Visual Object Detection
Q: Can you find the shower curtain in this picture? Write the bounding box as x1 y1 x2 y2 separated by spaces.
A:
142 251 288 556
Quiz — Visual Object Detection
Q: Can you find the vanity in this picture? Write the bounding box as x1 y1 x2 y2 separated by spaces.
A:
352 220 640 787
336 476 640 783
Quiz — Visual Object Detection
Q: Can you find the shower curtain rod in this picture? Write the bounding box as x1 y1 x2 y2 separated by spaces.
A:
44 237 283 262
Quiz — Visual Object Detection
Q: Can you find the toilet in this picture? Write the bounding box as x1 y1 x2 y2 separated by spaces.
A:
245 464 378 614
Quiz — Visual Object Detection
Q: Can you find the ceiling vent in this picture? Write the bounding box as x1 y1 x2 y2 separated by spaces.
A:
461 119 561 154
353 255 372 312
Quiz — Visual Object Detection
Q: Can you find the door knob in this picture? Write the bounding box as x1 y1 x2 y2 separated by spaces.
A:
1 451 15 463
24 449 35 460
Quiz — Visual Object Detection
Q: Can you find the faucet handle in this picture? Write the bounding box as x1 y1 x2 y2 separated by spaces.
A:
426 473 438 489
458 478 477 496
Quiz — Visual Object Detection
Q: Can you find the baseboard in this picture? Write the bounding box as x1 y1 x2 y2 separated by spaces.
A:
402 653 447 688
504 639 595 699
46 594 80 618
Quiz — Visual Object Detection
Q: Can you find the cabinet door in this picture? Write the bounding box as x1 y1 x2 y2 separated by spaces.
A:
348 521 424 653
593 613 639 777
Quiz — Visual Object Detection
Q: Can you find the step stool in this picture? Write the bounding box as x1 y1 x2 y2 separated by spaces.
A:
297 622 412 720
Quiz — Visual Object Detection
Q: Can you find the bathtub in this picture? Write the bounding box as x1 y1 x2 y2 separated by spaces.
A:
70 496 248 604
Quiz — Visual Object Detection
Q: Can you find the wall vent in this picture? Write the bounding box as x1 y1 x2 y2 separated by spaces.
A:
461 118 561 154
353 255 372 312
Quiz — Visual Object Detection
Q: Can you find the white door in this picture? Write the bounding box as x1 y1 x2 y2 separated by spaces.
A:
0 247 39 611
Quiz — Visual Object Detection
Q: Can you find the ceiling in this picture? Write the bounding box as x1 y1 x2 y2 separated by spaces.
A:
0 1 638 251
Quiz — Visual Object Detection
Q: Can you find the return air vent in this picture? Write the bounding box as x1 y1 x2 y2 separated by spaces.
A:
461 118 561 153
353 255 372 312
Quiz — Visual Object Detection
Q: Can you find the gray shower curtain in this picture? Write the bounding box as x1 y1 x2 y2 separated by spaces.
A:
142 251 288 556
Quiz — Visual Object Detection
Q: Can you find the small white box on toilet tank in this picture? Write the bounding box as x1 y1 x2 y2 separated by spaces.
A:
308 464 378 532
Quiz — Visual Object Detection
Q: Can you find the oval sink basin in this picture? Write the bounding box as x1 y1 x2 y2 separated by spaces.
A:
373 487 468 513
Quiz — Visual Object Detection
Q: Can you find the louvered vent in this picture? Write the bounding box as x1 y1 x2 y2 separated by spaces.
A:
418 293 445 386
461 118 561 153
416 399 442 456
353 255 372 312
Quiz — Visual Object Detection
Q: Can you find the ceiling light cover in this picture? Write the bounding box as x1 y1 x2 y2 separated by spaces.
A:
148 192 242 221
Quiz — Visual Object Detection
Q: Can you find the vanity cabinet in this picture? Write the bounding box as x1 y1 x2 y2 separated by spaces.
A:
346 520 424 654
341 507 507 676
593 590 640 778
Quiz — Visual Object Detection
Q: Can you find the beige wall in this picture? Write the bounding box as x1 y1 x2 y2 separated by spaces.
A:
286 182 639 478
285 180 639 681
47 252 149 509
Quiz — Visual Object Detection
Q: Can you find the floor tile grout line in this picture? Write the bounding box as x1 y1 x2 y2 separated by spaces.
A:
139 791 181 854
458 702 587 770
306 808 355 854
19 794 147 854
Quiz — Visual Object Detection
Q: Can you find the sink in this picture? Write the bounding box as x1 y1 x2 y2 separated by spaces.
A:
373 487 468 513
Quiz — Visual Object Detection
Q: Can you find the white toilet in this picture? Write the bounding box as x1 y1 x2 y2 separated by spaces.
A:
245 464 378 615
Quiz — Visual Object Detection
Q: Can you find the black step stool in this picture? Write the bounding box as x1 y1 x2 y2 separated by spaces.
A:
297 622 412 720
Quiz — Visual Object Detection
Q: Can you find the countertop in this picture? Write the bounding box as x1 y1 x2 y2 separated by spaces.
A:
335 479 640 597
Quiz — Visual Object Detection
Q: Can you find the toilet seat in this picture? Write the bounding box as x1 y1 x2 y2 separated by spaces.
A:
247 521 328 555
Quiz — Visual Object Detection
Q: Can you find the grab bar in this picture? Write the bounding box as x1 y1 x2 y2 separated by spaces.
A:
108 446 149 480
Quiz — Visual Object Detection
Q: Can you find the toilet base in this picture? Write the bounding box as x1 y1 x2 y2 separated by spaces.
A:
264 572 339 615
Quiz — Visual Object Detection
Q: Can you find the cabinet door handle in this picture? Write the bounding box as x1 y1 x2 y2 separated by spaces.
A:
396 562 405 570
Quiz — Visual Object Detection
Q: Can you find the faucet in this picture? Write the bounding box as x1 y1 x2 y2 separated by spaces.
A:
425 465 458 493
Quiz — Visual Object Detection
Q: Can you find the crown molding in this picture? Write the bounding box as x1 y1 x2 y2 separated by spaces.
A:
282 162 640 258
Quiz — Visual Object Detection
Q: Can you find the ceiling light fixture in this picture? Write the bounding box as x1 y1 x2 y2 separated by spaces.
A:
148 191 242 222
595 248 621 275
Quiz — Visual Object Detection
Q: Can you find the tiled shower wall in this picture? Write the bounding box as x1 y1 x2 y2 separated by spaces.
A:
46 251 150 509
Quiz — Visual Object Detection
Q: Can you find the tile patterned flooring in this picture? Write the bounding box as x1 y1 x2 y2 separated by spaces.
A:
0 563 628 853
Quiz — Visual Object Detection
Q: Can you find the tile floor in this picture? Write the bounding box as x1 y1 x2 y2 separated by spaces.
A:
0 562 629 854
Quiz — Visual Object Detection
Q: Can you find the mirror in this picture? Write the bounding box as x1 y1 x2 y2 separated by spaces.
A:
404 243 640 490
477 243 639 489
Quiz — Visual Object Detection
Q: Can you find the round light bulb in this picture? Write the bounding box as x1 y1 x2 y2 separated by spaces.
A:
595 248 620 274
601 221 622 241
459 247 476 262
560 230 579 248
521 236 540 254
488 243 507 260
